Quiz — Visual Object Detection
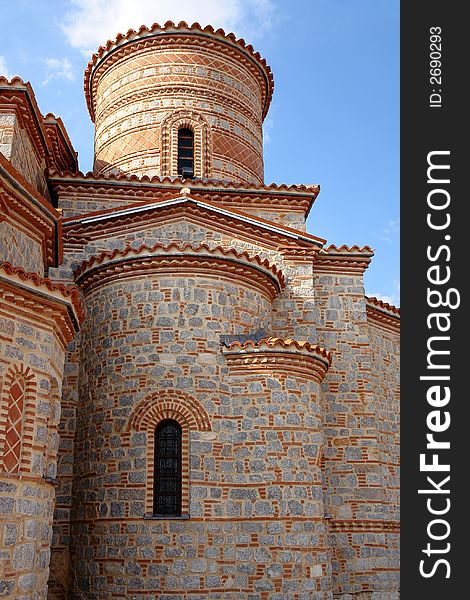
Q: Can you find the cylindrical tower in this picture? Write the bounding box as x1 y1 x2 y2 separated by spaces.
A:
85 22 274 185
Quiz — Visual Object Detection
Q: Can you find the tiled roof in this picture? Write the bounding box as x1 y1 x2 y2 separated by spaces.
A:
50 169 319 194
0 77 77 172
324 244 374 254
366 296 400 316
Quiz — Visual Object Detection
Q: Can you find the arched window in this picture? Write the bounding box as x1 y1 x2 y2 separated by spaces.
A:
154 419 182 516
177 127 194 179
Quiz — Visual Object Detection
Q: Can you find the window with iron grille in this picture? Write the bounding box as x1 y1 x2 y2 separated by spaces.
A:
177 127 194 179
153 419 182 516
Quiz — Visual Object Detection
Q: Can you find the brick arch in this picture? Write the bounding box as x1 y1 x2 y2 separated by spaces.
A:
160 109 212 178
128 390 212 433
128 391 211 516
0 363 36 473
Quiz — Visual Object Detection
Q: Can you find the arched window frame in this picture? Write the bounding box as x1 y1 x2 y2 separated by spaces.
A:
127 391 211 518
160 110 212 179
177 127 195 179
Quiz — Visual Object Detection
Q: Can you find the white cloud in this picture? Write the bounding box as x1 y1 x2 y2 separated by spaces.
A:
381 219 400 244
369 293 395 305
263 115 274 147
60 0 277 55
42 58 75 86
0 56 12 79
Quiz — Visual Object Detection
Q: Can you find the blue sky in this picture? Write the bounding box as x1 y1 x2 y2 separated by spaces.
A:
0 0 399 305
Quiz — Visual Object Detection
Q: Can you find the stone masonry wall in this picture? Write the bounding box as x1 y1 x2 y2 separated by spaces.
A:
0 303 67 600
313 269 399 598
368 321 399 519
0 220 44 276
0 113 48 197
69 269 277 597
47 336 81 599
368 318 400 546
46 213 400 598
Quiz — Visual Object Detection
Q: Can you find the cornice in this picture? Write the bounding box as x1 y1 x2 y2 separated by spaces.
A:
43 113 78 173
366 295 400 316
366 296 400 333
0 76 49 162
0 154 61 266
50 175 319 220
315 244 374 274
84 21 274 122
0 77 77 176
222 336 331 382
74 242 285 299
49 170 319 197
61 194 325 252
0 262 84 344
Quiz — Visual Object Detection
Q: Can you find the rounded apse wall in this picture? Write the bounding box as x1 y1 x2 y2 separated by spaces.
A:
70 245 332 597
85 22 274 185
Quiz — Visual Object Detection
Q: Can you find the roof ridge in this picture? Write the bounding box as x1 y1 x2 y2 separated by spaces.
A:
62 193 326 246
324 244 374 253
366 296 400 315
49 169 319 192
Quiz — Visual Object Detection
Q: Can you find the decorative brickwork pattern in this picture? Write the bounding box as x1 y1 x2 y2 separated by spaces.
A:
88 23 271 184
1 365 35 472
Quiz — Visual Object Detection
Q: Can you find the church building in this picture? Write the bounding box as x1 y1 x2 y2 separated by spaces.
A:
0 21 399 599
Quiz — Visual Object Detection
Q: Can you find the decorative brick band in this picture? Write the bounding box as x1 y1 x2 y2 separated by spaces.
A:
85 21 274 122
128 391 212 433
127 391 211 517
328 518 400 533
74 242 285 299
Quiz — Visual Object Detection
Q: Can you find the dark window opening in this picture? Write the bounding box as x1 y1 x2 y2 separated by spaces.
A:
154 419 182 516
178 127 194 179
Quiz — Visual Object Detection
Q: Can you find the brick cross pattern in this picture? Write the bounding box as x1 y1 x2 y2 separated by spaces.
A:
3 376 26 472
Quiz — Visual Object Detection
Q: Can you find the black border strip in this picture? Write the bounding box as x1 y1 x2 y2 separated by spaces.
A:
401 3 466 597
